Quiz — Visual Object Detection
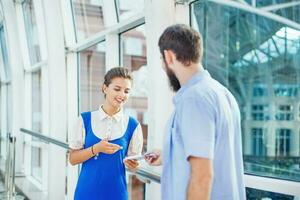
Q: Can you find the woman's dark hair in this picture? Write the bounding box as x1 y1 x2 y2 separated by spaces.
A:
103 67 132 87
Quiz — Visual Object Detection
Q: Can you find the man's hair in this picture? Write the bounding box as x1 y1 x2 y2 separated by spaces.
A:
158 24 203 66
103 67 132 87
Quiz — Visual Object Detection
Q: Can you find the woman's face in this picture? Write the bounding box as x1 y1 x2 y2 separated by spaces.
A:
103 77 131 109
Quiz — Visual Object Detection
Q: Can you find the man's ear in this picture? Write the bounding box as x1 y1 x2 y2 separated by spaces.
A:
164 50 176 66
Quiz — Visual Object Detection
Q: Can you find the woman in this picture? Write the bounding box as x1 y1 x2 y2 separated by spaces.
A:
69 67 143 200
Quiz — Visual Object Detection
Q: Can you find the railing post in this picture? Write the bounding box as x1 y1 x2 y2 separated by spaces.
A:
10 136 16 199
3 133 17 200
4 133 11 193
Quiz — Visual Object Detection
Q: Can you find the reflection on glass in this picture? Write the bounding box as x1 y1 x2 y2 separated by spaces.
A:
121 24 147 199
244 1 300 24
191 1 300 181
0 25 9 158
273 5 300 24
0 8 3 22
0 26 10 81
31 70 42 182
72 0 105 41
80 42 106 111
22 0 41 65
116 0 144 21
246 187 296 200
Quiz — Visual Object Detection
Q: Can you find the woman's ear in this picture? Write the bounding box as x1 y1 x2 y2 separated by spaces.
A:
102 84 107 94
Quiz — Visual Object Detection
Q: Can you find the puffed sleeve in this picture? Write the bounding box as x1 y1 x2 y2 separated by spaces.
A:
127 123 143 156
69 116 85 150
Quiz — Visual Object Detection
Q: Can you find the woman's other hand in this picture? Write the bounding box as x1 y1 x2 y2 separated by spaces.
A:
93 139 122 154
123 159 139 171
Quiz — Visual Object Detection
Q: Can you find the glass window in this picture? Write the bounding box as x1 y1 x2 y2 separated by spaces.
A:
120 24 147 200
275 129 291 157
253 84 268 97
121 24 147 147
22 0 42 65
0 8 3 22
251 104 269 121
246 187 296 200
31 70 42 182
71 0 105 42
275 105 294 121
191 0 300 182
274 84 298 97
271 4 300 24
251 128 267 156
0 26 10 82
79 42 106 111
116 0 144 21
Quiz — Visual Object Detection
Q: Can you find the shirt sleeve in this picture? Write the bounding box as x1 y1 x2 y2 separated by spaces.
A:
127 123 143 156
69 116 85 150
179 97 216 160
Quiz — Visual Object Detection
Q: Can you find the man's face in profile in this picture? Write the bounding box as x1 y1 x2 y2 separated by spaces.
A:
162 55 181 92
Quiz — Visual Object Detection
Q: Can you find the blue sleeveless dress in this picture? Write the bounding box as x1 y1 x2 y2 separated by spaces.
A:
74 111 138 200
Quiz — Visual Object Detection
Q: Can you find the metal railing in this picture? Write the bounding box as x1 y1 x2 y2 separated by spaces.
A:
0 133 17 200
20 128 161 184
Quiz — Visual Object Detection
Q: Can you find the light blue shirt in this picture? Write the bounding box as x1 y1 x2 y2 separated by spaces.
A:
161 70 246 200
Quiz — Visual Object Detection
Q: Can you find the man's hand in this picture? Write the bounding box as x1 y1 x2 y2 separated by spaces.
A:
93 139 122 154
145 150 162 166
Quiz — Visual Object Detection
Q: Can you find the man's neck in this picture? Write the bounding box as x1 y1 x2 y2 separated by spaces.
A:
176 64 203 86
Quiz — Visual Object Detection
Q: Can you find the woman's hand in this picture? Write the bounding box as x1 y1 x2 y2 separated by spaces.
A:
93 139 122 154
123 159 139 171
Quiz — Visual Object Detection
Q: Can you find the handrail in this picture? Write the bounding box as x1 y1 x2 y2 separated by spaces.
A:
20 128 161 183
134 167 161 183
20 128 69 149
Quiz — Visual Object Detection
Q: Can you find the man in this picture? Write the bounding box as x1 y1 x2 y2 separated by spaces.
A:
146 24 246 200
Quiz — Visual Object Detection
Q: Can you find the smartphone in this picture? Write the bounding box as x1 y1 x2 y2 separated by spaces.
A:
124 152 159 161
124 154 144 161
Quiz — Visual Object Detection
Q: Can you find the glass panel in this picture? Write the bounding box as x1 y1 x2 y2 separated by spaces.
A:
0 8 3 22
22 0 41 65
31 70 42 182
0 26 10 82
249 0 295 7
120 24 147 199
191 1 300 181
251 128 267 156
246 187 297 200
31 146 42 182
71 0 105 42
272 5 300 24
116 0 144 21
79 42 106 111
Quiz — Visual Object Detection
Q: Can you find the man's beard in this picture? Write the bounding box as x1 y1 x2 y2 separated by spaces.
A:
165 62 181 92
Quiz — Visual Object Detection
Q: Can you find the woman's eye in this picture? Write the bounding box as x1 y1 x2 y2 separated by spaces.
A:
125 90 129 94
114 88 120 92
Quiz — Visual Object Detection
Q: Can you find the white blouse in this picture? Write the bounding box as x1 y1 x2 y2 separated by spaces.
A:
69 106 143 156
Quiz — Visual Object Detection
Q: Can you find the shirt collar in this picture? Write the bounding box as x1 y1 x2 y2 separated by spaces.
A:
173 69 210 105
98 105 123 122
